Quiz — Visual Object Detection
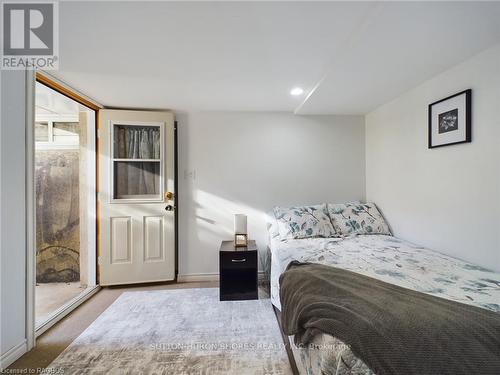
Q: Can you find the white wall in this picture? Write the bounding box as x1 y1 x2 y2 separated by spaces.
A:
177 112 365 277
366 44 500 271
0 70 27 365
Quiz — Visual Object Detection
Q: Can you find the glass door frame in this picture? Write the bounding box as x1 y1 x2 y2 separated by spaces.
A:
26 71 102 347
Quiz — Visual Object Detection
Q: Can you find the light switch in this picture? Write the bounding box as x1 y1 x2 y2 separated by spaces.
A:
184 169 196 180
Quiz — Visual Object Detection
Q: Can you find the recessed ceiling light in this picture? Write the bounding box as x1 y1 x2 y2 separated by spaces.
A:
290 87 304 96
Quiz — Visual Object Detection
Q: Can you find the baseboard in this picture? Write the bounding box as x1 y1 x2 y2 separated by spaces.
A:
177 271 267 283
0 339 27 370
177 273 219 282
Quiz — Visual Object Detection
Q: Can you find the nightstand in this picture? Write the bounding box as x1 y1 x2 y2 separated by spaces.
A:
219 240 258 301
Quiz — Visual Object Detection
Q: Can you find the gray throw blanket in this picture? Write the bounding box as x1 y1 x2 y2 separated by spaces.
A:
280 261 500 375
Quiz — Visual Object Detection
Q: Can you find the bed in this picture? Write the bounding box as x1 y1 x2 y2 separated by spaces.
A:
268 234 500 375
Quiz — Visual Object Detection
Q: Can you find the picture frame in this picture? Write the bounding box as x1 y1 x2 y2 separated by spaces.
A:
428 89 471 149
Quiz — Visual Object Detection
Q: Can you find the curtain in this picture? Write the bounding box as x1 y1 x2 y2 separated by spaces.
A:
115 161 160 197
114 125 161 197
115 126 160 159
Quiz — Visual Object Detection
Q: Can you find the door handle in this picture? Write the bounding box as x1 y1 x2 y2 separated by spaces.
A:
165 205 175 211
164 191 174 200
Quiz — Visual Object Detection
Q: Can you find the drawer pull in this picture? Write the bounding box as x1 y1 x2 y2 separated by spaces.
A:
231 258 246 263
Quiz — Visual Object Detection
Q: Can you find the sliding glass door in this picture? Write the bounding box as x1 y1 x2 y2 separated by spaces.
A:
34 80 97 331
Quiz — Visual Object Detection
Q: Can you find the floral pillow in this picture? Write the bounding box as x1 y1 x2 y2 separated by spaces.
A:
327 202 392 236
273 204 337 240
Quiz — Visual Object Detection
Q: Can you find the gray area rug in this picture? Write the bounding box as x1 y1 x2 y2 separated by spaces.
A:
47 288 292 374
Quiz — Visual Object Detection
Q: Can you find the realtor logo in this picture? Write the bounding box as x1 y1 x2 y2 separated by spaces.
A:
1 1 59 69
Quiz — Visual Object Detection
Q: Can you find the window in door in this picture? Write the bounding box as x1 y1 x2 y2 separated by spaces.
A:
111 122 163 201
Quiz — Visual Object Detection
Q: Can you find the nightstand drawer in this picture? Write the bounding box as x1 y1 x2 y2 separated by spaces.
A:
220 251 257 270
219 241 258 301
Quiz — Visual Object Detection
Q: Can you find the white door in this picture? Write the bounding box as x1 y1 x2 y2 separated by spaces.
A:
98 109 175 285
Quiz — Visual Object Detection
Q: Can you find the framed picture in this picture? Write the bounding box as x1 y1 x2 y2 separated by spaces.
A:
428 89 471 149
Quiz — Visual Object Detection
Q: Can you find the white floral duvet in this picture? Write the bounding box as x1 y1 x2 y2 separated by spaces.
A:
269 235 500 374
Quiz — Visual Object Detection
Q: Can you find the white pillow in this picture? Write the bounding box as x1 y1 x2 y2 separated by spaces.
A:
265 211 280 240
273 204 337 240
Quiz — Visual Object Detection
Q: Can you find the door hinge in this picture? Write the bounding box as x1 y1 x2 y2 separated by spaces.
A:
96 129 100 139
98 256 101 265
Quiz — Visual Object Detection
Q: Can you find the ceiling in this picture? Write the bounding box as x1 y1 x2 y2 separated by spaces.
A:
51 1 500 115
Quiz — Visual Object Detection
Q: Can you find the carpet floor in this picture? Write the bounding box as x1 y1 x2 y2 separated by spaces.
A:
46 288 292 374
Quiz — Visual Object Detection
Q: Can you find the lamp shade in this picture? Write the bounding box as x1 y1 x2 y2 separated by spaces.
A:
234 214 247 235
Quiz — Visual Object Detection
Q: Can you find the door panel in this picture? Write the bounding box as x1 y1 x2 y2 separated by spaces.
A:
99 109 175 285
110 217 132 264
143 215 164 262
